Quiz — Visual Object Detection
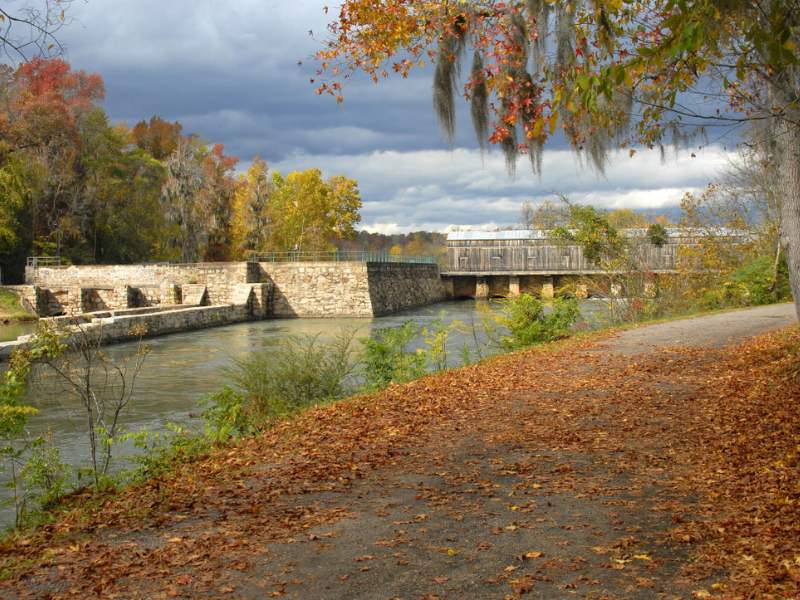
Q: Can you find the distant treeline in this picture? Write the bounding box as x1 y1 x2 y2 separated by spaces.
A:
335 231 447 262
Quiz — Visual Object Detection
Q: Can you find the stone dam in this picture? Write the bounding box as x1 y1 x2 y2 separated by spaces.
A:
0 260 446 357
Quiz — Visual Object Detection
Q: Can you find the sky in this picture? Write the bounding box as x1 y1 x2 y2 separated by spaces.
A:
56 0 739 233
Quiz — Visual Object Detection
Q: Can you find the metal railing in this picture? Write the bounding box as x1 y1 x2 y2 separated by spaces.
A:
250 251 437 264
26 256 62 268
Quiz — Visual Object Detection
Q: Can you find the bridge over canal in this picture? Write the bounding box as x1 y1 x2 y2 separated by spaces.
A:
441 228 748 299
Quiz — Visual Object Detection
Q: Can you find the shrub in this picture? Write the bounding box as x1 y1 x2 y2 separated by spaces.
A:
647 223 669 247
217 330 357 429
19 440 71 512
699 255 791 310
421 318 451 372
497 294 580 350
360 322 426 389
202 386 253 441
729 255 791 306
126 424 211 480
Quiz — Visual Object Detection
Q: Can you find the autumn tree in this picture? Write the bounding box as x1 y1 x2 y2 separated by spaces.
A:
131 116 182 160
0 58 104 275
160 137 238 262
267 169 361 252
161 136 206 262
318 0 800 319
231 156 271 259
201 143 238 261
607 209 648 230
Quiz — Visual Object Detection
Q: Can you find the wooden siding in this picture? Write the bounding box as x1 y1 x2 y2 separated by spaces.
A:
445 241 681 273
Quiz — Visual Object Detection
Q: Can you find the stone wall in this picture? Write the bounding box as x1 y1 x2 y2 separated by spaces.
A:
260 262 373 317
22 260 444 319
366 263 446 315
256 261 444 317
25 262 251 308
0 304 251 359
0 283 275 360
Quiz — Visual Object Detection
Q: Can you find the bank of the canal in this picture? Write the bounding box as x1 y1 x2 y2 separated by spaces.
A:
1 304 796 598
0 299 609 527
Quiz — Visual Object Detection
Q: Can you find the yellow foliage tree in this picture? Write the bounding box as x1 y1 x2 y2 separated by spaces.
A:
267 169 361 252
230 157 271 259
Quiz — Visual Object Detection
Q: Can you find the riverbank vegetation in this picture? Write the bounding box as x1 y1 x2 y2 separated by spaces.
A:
0 291 585 531
0 289 35 322
0 187 792 532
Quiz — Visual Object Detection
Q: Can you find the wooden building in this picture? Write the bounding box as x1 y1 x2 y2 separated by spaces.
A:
442 228 750 299
444 228 748 274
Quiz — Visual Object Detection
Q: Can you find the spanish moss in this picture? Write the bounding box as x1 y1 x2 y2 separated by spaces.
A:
470 51 489 151
528 0 550 73
500 96 518 175
555 2 576 75
433 28 466 144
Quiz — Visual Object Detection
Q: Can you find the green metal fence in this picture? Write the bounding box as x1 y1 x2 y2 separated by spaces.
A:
249 251 437 264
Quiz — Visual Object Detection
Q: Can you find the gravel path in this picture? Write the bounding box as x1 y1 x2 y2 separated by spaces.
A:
598 303 796 355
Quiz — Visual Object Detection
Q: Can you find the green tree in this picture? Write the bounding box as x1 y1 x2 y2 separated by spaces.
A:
79 109 167 263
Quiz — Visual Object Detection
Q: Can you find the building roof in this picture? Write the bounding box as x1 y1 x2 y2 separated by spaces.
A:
446 230 549 241
446 227 750 241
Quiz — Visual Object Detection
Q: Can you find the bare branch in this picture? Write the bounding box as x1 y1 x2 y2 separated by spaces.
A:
0 1 77 63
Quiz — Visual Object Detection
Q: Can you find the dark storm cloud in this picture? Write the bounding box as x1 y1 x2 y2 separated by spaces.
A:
60 0 462 160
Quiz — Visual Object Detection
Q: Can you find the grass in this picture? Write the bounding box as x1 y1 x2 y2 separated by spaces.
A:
0 289 36 322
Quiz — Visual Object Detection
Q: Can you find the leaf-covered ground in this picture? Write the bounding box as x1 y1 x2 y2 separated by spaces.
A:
1 315 798 599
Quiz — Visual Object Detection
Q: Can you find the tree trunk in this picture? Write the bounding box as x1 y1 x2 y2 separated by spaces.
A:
780 122 800 321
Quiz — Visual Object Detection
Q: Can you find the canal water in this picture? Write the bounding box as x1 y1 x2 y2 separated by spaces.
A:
0 320 36 342
1 299 610 526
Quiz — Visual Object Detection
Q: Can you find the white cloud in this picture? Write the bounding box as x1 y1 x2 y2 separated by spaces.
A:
272 146 734 231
